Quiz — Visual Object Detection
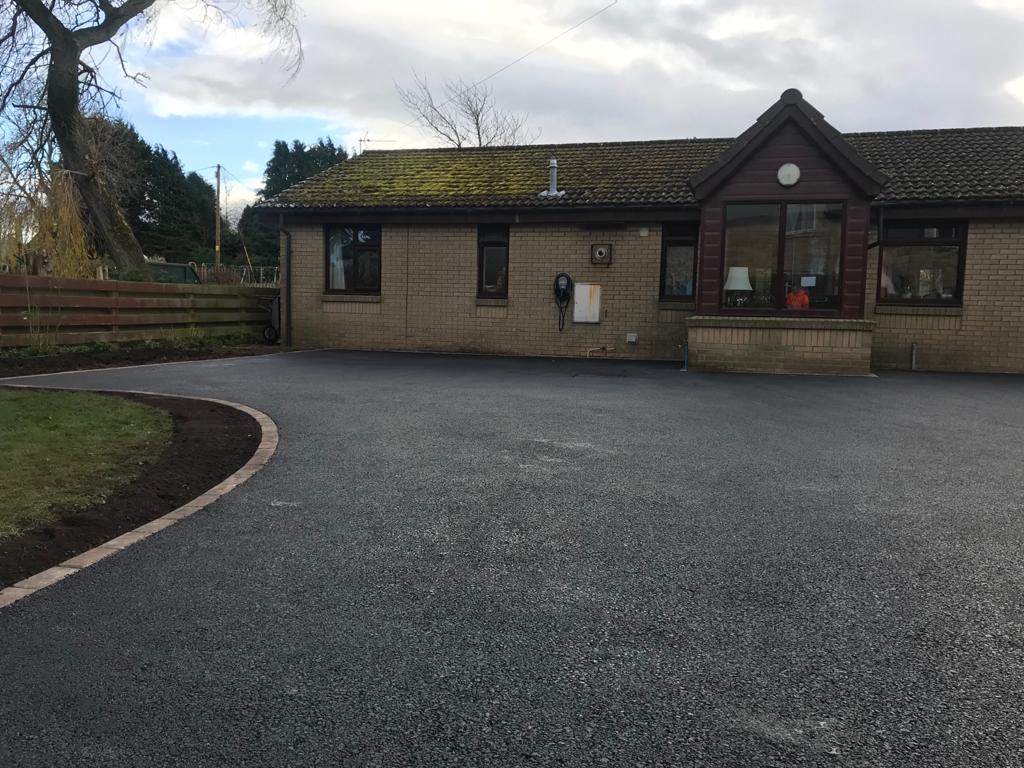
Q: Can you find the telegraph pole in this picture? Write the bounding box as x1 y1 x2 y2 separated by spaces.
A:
214 163 222 266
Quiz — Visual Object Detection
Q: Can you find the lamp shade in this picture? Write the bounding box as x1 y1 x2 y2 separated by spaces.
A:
723 266 753 292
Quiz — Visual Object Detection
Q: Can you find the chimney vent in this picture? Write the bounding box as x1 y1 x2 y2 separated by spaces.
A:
539 157 564 198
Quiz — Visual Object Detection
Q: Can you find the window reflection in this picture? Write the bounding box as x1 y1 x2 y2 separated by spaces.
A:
722 202 843 311
722 204 779 308
783 203 843 311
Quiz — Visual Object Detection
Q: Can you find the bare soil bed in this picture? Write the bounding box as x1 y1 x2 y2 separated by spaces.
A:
0 391 261 587
0 341 273 379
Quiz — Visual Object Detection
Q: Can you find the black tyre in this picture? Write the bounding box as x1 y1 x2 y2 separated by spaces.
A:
262 324 280 344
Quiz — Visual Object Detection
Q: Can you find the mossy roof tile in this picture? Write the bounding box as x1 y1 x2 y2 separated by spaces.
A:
260 128 1024 210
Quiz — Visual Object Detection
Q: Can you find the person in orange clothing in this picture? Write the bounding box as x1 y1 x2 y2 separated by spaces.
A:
786 285 810 310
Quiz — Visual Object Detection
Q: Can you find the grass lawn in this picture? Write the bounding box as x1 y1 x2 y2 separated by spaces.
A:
0 389 173 539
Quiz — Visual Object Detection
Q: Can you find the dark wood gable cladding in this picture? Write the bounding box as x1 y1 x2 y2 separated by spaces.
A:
691 90 885 319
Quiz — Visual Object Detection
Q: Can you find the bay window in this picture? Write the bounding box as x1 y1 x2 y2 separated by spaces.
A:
878 221 965 305
721 202 843 311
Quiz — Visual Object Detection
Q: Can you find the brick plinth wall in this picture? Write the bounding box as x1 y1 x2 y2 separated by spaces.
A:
687 316 875 375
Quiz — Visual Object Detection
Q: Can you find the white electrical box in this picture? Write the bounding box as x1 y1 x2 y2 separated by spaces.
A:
574 283 601 323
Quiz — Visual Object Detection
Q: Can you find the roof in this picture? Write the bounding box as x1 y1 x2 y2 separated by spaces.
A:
260 127 1024 211
845 127 1024 204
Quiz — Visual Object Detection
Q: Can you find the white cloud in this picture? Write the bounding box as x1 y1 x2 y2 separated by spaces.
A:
120 0 1024 148
219 174 264 218
241 160 261 173
1005 73 1024 103
976 0 1024 19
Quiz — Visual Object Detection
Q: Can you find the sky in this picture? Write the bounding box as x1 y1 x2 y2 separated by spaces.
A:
110 0 1024 212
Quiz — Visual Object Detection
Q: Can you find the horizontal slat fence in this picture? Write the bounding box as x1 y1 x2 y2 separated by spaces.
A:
0 274 277 348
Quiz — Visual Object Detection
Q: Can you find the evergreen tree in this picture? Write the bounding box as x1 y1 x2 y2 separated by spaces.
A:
258 137 346 199
133 147 219 263
85 120 349 269
238 137 349 266
89 118 226 264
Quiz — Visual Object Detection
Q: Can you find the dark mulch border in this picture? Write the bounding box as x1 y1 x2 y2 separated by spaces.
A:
0 343 276 379
0 391 261 588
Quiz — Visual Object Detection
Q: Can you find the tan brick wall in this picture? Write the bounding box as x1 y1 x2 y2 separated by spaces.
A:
687 318 874 375
285 223 691 360
284 217 1024 372
866 220 1024 372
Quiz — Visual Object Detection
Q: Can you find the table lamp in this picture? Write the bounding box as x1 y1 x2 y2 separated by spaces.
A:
723 266 753 306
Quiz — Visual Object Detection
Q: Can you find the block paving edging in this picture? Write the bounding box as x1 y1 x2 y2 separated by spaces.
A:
0 389 279 610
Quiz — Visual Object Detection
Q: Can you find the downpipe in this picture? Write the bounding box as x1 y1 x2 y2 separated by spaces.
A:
279 216 293 348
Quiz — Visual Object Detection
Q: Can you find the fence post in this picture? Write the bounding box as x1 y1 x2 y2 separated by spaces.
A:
111 282 119 338
188 284 198 335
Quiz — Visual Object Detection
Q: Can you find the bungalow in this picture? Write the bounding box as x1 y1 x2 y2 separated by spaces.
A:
260 89 1024 374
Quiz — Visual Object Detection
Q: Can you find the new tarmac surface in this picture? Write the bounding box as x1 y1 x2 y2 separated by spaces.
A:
2 351 1023 767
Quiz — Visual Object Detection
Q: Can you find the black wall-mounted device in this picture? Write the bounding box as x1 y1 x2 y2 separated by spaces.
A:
553 272 573 332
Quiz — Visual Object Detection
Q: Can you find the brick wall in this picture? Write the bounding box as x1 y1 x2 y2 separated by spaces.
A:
687 316 874 374
285 223 692 360
866 219 1024 372
285 217 1024 372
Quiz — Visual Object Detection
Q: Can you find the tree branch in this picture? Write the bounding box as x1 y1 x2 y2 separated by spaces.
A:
0 45 49 112
11 0 65 40
397 75 534 148
73 0 157 47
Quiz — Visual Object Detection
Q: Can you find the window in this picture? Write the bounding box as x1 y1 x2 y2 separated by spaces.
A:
786 204 821 234
478 226 509 298
660 223 698 300
722 204 780 309
783 203 843 311
878 220 965 305
721 202 843 312
326 226 381 293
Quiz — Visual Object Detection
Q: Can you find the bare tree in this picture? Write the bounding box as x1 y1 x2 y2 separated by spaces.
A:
0 0 302 273
397 75 537 148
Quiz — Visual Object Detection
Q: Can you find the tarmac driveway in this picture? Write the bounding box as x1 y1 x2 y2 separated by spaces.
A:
1 351 1023 767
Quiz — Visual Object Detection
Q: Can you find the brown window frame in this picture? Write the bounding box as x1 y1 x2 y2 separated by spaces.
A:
659 223 699 301
876 219 967 307
324 225 382 295
718 200 847 316
477 225 509 299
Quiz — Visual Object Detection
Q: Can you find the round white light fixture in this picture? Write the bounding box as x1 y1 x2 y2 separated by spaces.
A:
777 163 801 187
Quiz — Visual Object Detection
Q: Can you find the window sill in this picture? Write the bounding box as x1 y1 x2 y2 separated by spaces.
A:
476 297 508 307
874 304 962 316
658 300 695 311
688 315 875 331
322 293 381 303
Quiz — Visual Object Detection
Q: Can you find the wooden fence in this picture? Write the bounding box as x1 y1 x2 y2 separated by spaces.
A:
0 274 277 348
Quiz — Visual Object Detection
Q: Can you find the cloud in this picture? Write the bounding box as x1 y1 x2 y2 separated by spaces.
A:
219 173 264 219
120 0 1024 150
976 0 1024 19
1005 73 1024 103
242 160 260 173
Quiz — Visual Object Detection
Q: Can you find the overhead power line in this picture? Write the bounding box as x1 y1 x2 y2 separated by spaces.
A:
395 0 619 130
